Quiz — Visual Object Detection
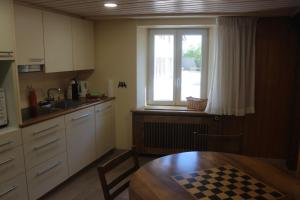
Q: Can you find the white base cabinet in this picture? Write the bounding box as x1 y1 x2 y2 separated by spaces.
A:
0 146 25 183
0 128 27 200
65 107 96 176
0 100 115 200
26 153 68 200
95 101 115 158
0 174 28 200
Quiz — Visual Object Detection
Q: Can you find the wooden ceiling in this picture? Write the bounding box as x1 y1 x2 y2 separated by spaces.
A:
16 0 300 19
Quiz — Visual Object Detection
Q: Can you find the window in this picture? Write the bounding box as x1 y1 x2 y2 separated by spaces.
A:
148 29 209 105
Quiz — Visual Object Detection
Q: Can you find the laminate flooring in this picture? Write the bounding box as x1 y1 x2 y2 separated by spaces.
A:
41 150 156 200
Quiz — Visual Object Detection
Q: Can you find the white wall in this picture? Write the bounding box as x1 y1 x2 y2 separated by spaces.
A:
89 18 216 149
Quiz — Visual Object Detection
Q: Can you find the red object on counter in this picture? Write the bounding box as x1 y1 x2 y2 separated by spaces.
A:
28 87 37 108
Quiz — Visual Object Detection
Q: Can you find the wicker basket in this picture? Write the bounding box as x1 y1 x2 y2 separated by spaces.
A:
186 97 207 111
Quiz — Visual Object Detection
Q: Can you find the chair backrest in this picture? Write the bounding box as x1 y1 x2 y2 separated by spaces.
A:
97 147 139 200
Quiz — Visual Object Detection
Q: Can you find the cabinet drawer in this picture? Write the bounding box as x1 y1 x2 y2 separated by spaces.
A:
95 101 114 112
0 128 22 152
21 116 65 143
65 106 94 123
27 153 68 200
23 129 66 169
0 174 28 200
0 146 25 183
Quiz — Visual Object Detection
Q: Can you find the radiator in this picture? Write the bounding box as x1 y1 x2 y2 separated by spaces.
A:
143 122 209 152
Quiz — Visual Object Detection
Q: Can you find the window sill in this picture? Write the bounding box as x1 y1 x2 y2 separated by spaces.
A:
144 105 190 111
131 106 209 116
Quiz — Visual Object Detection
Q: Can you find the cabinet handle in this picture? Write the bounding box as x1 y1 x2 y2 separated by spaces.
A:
0 52 13 57
33 138 60 151
36 161 62 177
96 105 112 113
0 186 17 198
29 58 44 62
0 157 14 167
72 113 89 121
33 124 59 136
0 141 12 148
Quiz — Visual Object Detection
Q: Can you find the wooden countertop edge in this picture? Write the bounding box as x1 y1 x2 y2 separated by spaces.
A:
131 108 210 116
20 97 115 128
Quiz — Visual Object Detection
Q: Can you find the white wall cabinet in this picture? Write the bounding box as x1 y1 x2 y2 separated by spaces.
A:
43 11 73 73
72 17 95 70
14 5 44 65
65 107 96 176
95 101 115 158
0 0 15 60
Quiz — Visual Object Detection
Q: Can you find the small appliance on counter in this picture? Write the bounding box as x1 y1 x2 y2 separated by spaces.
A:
0 88 8 128
67 78 79 100
79 81 88 97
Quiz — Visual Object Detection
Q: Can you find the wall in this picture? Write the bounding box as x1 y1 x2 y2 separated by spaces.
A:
287 14 300 171
19 71 92 108
89 18 216 149
243 18 299 159
90 17 299 159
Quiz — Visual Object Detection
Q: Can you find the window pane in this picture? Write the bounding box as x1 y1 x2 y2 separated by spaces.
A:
153 35 174 101
181 35 202 101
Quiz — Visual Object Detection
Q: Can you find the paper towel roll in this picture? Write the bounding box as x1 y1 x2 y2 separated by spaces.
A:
107 80 114 97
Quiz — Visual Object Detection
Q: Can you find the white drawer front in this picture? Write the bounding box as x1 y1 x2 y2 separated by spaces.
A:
0 129 22 153
0 174 28 200
65 106 94 123
27 153 68 200
95 101 113 112
22 116 65 143
23 129 66 169
0 146 25 183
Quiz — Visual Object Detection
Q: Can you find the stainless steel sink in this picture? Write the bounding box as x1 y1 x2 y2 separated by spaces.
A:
53 100 81 109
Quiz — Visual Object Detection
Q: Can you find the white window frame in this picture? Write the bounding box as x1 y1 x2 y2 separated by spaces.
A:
147 28 209 106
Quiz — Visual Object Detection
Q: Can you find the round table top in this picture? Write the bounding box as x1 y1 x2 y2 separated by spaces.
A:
129 152 300 200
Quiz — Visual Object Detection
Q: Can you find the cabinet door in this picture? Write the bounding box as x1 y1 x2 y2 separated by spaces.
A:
26 153 68 200
95 102 115 158
0 0 15 59
15 5 44 65
65 107 95 176
0 174 28 200
43 11 73 73
72 18 95 70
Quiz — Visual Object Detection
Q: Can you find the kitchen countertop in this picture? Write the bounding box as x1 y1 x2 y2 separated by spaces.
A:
20 97 115 128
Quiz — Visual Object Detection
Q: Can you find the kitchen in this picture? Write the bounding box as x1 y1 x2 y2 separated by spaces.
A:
1 0 300 200
0 0 116 199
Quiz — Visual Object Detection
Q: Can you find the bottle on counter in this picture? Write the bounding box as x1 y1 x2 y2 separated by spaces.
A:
71 79 79 100
28 86 37 108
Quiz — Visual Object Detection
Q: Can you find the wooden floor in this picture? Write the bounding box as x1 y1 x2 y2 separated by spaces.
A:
41 150 155 200
40 150 297 200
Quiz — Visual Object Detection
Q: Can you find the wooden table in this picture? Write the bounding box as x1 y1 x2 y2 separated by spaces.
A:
129 152 300 200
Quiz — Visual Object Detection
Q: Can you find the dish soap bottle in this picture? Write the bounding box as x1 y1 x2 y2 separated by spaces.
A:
28 86 37 108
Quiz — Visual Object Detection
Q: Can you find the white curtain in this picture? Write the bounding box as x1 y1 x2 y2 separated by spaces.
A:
205 17 258 116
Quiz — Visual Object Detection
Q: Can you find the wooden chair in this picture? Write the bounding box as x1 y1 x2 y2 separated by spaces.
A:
97 147 139 200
